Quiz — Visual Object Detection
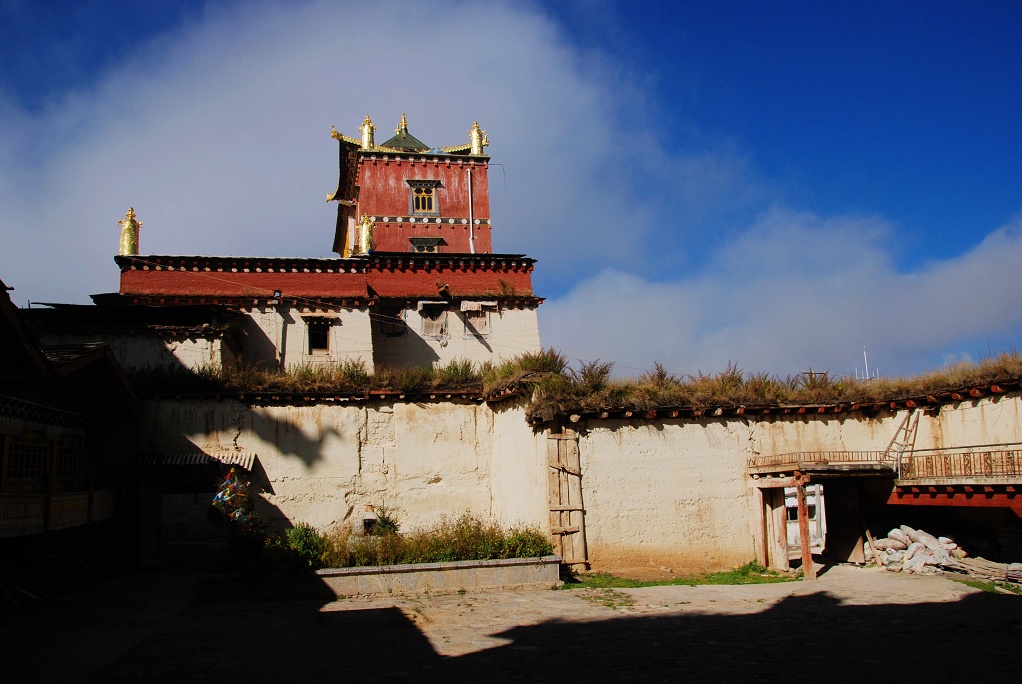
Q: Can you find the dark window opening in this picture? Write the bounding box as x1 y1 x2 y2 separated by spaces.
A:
378 306 407 336
308 319 331 354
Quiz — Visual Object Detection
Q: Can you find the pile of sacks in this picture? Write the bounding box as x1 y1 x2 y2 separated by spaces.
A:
865 525 968 575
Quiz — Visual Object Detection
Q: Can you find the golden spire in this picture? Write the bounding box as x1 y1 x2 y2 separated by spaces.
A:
360 114 375 149
118 207 142 256
396 112 408 134
469 121 489 155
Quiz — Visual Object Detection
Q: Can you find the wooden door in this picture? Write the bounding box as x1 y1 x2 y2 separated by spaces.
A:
547 430 588 567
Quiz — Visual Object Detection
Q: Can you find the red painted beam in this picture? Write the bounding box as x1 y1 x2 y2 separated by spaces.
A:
888 490 1022 517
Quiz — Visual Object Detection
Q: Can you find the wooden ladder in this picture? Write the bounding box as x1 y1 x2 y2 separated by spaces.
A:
885 410 921 477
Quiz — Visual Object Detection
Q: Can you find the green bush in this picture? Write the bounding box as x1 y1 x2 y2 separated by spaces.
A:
286 522 329 569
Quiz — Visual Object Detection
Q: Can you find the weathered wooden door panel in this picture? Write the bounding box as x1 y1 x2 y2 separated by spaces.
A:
547 430 588 566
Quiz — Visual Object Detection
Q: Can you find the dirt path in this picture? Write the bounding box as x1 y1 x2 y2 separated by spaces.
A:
5 565 1019 682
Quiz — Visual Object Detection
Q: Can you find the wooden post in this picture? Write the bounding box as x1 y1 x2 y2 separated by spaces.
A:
754 488 768 568
796 473 816 580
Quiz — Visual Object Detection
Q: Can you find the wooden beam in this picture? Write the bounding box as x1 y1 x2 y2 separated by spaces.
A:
754 476 797 489
796 480 817 580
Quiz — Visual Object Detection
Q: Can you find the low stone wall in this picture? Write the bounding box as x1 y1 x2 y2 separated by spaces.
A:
316 555 562 597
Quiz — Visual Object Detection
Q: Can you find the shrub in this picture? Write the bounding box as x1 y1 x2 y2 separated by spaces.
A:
320 512 553 568
371 505 401 536
286 522 329 569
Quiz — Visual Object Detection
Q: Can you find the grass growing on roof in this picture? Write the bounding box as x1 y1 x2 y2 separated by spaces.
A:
126 347 1022 419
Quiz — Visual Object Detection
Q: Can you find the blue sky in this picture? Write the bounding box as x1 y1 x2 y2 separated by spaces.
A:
1 1 1020 378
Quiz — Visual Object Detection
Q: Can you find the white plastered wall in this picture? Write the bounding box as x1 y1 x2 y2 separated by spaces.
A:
34 330 224 371
573 393 1022 574
372 305 541 368
144 393 1022 572
142 398 547 536
239 305 374 371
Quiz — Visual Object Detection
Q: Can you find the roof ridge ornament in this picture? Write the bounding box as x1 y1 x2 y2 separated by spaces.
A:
469 121 488 156
360 115 375 150
396 112 409 135
118 207 142 256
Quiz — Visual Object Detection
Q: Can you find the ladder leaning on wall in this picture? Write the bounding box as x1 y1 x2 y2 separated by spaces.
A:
885 410 921 478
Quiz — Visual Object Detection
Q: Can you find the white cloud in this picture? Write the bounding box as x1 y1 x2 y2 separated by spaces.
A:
540 210 1022 378
1 0 1019 378
0 0 655 301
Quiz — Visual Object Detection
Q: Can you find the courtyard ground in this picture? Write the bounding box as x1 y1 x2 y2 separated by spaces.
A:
3 564 1019 682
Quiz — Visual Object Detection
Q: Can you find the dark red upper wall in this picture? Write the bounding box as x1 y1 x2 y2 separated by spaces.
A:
114 255 536 301
356 155 492 253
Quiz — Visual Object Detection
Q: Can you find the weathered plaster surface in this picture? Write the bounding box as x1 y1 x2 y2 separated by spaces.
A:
143 398 545 535
577 419 757 573
241 306 374 371
372 305 541 368
573 394 1022 573
144 393 1022 573
34 331 226 371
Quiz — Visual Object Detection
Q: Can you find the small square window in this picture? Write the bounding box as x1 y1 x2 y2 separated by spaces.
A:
414 186 433 212
463 310 491 336
419 305 448 338
307 318 331 354
407 179 441 216
410 237 443 254
460 301 496 337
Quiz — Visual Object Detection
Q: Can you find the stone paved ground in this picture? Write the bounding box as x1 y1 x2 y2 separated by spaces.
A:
4 564 1020 682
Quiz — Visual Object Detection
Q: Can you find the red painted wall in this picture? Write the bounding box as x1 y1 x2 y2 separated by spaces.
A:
117 259 534 300
356 156 492 253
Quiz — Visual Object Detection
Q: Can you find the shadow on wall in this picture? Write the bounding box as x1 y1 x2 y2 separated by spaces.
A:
372 325 442 368
144 398 348 469
8 583 1020 680
238 310 286 369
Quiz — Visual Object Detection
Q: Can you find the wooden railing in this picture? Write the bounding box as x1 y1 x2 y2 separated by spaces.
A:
900 445 1022 481
748 450 892 472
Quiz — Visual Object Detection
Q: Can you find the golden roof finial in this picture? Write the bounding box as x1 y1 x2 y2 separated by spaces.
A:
396 112 408 134
360 114 375 149
330 125 341 141
469 121 489 156
118 207 142 256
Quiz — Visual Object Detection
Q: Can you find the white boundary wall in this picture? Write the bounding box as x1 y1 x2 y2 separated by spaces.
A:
143 398 548 536
145 393 1022 572
573 394 1022 574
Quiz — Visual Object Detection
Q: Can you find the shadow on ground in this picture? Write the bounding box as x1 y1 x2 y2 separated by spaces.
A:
5 571 1020 682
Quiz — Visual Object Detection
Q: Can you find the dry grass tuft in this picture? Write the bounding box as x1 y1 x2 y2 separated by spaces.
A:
128 348 1022 422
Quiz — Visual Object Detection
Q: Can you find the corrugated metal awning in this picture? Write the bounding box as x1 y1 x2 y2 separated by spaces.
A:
136 452 257 471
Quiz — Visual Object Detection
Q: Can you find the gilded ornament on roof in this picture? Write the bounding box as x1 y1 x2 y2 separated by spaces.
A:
469 121 489 155
118 207 142 256
360 114 375 149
